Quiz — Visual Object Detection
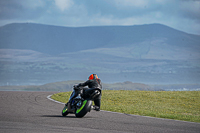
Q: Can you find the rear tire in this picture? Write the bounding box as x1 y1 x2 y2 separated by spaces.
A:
75 100 92 118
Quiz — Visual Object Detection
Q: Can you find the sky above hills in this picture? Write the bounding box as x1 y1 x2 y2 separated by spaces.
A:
0 0 200 35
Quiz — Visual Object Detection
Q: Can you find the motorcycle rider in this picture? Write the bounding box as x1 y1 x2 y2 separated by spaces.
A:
68 74 102 111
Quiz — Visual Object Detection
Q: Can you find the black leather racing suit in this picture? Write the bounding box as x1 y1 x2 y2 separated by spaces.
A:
77 78 102 109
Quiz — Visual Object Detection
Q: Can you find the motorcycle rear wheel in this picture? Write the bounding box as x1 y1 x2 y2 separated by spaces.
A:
75 100 92 118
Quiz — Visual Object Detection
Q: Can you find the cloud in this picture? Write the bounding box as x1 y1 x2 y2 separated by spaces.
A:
0 0 199 34
179 0 200 21
19 0 45 9
0 0 46 20
54 0 74 11
113 0 149 8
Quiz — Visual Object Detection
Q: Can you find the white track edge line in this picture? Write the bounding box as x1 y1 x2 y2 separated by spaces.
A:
47 95 65 105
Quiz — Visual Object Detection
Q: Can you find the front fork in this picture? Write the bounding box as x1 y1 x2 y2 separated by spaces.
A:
67 95 83 113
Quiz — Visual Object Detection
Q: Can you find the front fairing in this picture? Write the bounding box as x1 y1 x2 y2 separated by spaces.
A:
68 88 75 101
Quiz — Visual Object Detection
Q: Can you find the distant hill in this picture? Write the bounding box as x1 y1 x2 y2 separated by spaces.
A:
0 23 200 57
0 80 199 91
0 23 200 85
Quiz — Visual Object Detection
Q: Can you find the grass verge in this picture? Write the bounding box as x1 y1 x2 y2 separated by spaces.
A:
51 90 200 123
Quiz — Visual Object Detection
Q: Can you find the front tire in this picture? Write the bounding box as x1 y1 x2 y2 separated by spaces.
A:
75 100 92 118
62 104 69 116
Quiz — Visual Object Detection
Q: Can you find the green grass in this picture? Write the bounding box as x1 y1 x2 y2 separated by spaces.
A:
51 90 200 123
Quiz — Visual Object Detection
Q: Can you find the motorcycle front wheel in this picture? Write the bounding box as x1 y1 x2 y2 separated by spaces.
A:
62 104 69 116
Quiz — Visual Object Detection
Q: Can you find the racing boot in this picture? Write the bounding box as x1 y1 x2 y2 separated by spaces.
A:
92 105 100 111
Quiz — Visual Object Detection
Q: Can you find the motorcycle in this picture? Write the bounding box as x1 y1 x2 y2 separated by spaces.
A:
62 85 101 118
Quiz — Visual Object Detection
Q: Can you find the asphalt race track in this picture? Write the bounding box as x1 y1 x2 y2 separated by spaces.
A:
0 91 199 133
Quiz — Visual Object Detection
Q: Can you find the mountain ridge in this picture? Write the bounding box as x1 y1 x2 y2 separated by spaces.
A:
1 23 199 56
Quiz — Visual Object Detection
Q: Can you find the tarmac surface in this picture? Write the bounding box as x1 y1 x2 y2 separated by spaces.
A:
0 91 199 133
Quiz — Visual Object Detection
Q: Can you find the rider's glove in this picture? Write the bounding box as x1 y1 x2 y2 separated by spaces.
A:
73 85 79 90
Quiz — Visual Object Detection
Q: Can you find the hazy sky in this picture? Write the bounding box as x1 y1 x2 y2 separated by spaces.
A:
0 0 200 35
